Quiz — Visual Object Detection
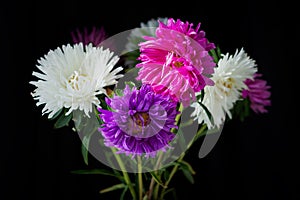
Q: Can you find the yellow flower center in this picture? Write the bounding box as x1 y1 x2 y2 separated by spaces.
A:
67 70 87 90
217 77 235 96
173 61 184 68
133 112 150 126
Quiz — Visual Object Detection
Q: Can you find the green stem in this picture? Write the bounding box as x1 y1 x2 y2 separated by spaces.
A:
112 148 137 200
145 103 183 200
147 151 164 199
148 175 156 200
153 182 160 200
138 156 143 200
171 103 184 133
159 124 207 200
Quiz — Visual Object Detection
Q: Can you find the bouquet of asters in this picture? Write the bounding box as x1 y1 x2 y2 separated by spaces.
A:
30 17 271 200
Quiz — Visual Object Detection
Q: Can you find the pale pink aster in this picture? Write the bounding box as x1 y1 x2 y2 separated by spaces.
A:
136 18 216 107
242 73 271 113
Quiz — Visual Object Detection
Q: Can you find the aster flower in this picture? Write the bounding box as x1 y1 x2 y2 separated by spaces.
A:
137 18 216 107
242 73 271 113
71 26 107 47
98 84 178 158
30 43 123 118
191 48 257 129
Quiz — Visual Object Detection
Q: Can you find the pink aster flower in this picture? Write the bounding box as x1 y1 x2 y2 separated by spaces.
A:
242 73 271 113
71 26 107 47
136 18 216 107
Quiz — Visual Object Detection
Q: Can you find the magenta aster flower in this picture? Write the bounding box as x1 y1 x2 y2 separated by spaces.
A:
71 26 107 47
242 73 271 113
98 84 179 158
136 18 216 107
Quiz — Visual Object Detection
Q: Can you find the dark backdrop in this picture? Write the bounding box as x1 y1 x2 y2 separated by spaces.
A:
1 0 299 199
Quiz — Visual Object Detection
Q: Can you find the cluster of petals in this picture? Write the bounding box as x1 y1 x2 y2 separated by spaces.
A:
137 18 216 107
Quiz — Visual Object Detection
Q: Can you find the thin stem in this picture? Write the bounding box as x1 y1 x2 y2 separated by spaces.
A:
153 182 160 200
146 103 184 199
147 151 164 199
138 156 143 200
163 155 182 189
112 148 137 200
171 103 184 133
159 124 207 200
148 175 156 199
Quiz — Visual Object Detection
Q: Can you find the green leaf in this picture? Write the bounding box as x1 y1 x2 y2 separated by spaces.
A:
196 89 205 102
178 160 195 184
181 168 194 184
53 111 72 129
71 109 100 165
120 185 128 200
175 129 187 152
99 183 126 194
49 108 63 120
125 49 140 61
114 88 124 97
163 168 170 182
93 105 102 125
194 124 208 141
149 172 167 188
209 45 222 64
209 49 219 63
231 98 251 122
71 168 112 175
124 81 136 89
180 119 194 128
142 195 148 200
216 45 222 58
81 134 92 165
198 101 212 121
196 101 214 132
177 160 196 175
71 169 124 180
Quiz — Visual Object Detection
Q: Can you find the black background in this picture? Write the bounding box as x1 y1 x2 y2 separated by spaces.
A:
1 0 299 199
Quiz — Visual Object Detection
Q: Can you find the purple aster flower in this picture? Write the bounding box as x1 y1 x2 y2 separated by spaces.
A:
136 18 216 107
98 84 179 158
242 73 271 113
71 26 107 47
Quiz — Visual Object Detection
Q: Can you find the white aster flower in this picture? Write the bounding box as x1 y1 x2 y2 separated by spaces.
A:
191 48 257 129
124 17 168 53
30 43 123 118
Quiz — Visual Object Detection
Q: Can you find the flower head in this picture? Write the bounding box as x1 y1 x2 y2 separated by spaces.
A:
191 48 257 129
242 73 271 113
98 84 178 158
137 18 216 107
30 43 123 118
71 26 107 47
